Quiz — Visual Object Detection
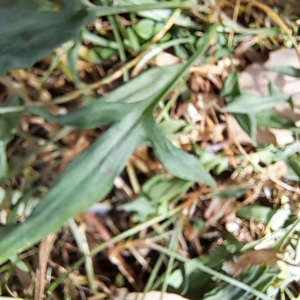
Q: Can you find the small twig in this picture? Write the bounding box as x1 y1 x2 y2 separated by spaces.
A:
228 0 241 48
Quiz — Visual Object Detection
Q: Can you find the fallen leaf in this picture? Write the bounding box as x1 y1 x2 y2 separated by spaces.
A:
239 48 300 122
204 198 236 227
222 248 278 277
227 115 279 145
155 52 181 66
116 291 189 300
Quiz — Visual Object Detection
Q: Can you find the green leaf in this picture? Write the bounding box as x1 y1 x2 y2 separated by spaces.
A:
224 83 292 114
123 174 191 221
122 196 157 221
0 25 218 263
135 19 156 40
0 0 95 74
211 186 247 199
204 265 278 300
268 66 300 78
147 117 215 186
159 119 193 140
256 109 295 129
287 154 300 178
193 145 229 174
221 73 257 140
237 205 291 231
221 72 241 99
168 246 234 299
0 96 22 178
235 113 257 140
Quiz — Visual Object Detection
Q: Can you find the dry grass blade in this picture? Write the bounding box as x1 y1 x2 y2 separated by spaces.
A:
34 233 57 300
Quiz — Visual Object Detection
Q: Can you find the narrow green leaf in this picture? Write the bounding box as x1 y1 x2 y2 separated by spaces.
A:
204 266 277 300
237 205 285 227
211 186 247 199
146 117 215 186
287 154 300 178
235 113 257 140
268 66 300 78
82 29 119 49
28 101 137 129
256 109 295 129
91 2 199 17
221 72 241 99
224 83 292 114
0 96 22 178
0 0 95 74
167 246 234 299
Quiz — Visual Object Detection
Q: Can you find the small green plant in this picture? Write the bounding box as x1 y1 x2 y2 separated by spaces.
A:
0 0 216 263
1 1 300 299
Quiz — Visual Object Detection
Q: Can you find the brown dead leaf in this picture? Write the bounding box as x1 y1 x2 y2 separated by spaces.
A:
59 133 91 172
15 267 34 297
222 248 278 277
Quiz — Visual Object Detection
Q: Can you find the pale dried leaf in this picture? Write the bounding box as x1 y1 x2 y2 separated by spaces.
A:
204 198 236 227
155 52 181 66
268 128 295 145
228 115 291 145
185 103 203 124
35 233 57 300
239 49 300 122
118 291 189 300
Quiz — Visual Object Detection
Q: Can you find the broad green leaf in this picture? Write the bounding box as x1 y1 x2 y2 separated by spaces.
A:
0 0 95 74
0 25 217 263
256 109 295 129
28 101 137 129
224 83 292 114
0 120 145 262
135 19 156 40
268 66 300 78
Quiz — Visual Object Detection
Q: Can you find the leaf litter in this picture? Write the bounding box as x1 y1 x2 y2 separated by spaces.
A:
0 0 300 299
